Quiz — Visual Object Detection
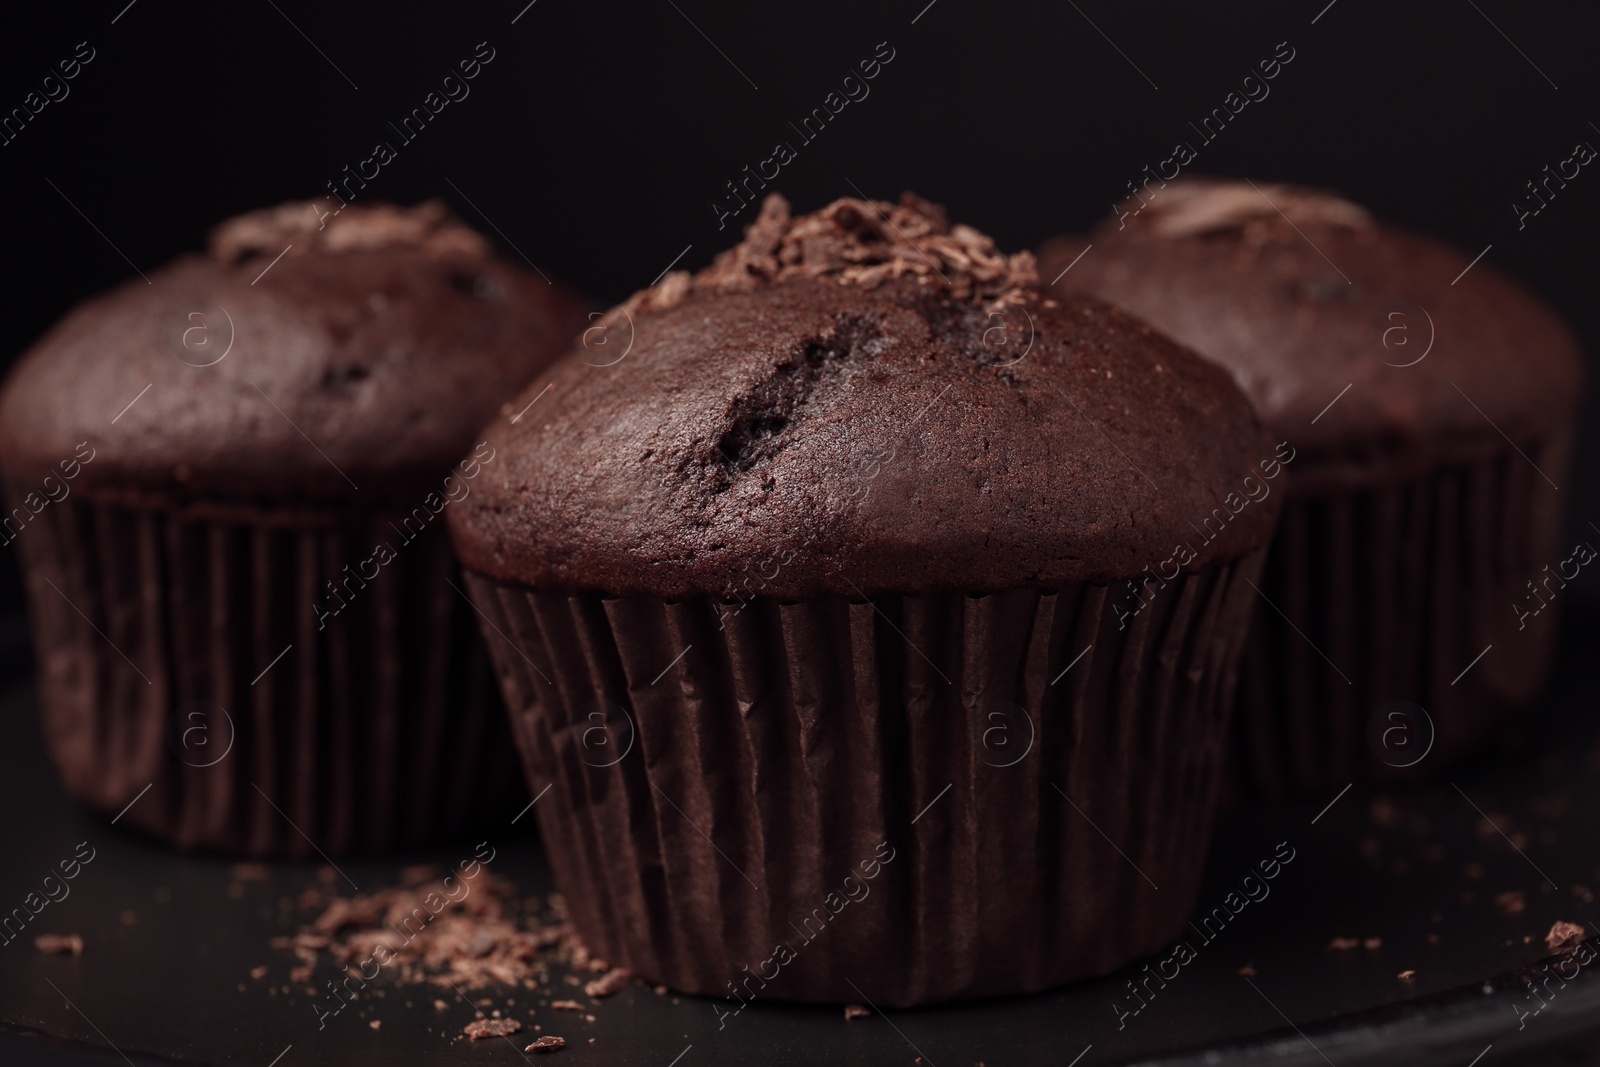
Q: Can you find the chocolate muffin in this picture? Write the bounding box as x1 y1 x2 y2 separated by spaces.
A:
0 200 586 855
448 193 1281 1005
1039 178 1584 796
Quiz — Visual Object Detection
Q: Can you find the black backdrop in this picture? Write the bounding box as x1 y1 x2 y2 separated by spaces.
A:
3 0 1598 675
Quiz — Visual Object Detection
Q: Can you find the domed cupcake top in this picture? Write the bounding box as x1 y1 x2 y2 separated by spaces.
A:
0 201 585 508
1040 178 1583 475
449 193 1281 599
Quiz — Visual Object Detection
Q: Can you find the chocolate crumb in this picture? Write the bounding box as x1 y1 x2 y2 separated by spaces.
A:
1327 937 1360 952
525 1035 566 1053
1237 965 1257 977
1398 970 1416 981
583 967 630 999
289 965 313 984
464 1018 522 1040
551 1000 584 1011
844 1004 871 1020
249 965 269 980
1495 890 1527 915
1363 937 1383 951
1547 921 1587 951
369 1020 382 1030
34 934 83 956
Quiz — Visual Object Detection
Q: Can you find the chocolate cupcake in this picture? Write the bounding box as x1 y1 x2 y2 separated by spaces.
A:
0 200 585 855
448 193 1280 1005
1039 178 1584 796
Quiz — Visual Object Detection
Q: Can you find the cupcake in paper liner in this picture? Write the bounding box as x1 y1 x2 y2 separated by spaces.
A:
449 192 1281 1005
0 199 587 855
1040 178 1584 797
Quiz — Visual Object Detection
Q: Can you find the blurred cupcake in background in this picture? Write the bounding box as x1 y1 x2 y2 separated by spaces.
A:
1040 178 1584 796
449 193 1281 1004
0 200 587 855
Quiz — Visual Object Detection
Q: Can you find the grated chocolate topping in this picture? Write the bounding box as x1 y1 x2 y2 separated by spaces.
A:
209 199 489 265
609 193 1037 327
1114 179 1372 240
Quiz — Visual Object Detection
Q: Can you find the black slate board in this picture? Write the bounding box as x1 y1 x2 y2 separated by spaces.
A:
5 614 1600 1067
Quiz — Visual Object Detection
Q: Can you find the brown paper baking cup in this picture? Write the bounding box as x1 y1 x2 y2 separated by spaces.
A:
1233 438 1570 798
8 488 523 857
464 549 1265 1006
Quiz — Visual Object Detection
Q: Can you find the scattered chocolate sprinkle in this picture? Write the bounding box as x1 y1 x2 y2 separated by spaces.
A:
249 966 269 980
525 1035 566 1053
583 967 630 999
1495 890 1527 915
1546 921 1587 951
1398 970 1416 982
1327 938 1360 952
464 1018 522 1040
369 1019 382 1030
289 965 313 984
33 934 82 956
1363 937 1383 951
551 1000 584 1011
844 1004 871 1021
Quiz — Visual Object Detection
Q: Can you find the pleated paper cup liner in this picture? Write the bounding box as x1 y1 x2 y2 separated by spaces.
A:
1232 436 1572 799
464 548 1265 1007
9 487 524 857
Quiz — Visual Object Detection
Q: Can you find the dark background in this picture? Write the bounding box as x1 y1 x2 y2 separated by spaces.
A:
3 0 1599 675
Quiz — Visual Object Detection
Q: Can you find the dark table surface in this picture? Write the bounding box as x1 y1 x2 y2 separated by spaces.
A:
5 613 1600 1067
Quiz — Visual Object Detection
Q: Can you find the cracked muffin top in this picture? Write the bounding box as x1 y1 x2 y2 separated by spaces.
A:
0 200 587 509
448 193 1280 599
1038 178 1584 483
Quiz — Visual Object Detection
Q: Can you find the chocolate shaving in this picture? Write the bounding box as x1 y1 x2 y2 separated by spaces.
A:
33 933 83 956
525 1035 566 1053
464 1018 522 1039
843 1004 871 1020
209 200 489 265
583 967 630 998
1547 921 1587 951
603 193 1037 332
551 1000 584 1011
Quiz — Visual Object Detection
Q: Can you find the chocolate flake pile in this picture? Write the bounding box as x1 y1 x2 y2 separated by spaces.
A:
608 192 1037 330
270 866 622 993
1116 179 1373 240
209 200 489 264
526 1035 567 1053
